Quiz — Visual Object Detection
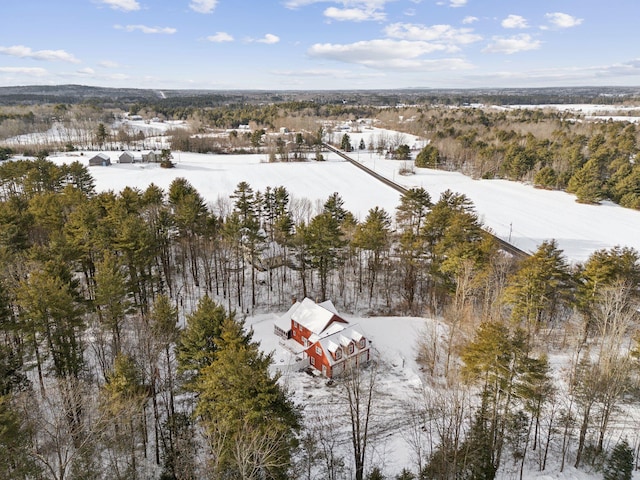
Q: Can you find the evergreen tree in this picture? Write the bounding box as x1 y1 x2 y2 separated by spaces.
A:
100 353 148 479
567 158 604 204
0 395 40 479
341 133 353 152
603 439 633 480
94 250 133 360
17 262 85 384
323 192 349 224
460 322 532 477
95 123 108 147
415 144 440 168
306 212 346 301
395 188 431 311
504 240 573 333
195 316 300 479
353 207 392 303
176 296 234 387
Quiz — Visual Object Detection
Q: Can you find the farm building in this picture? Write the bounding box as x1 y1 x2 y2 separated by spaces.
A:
274 297 371 378
142 150 159 163
88 153 111 166
118 151 141 164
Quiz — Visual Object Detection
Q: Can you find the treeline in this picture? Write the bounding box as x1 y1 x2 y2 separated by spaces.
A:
1 158 640 479
395 106 640 209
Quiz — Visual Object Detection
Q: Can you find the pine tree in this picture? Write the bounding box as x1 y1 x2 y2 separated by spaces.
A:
504 240 573 333
603 439 633 480
94 250 133 359
176 296 234 388
353 207 391 303
0 395 40 479
195 316 300 479
306 212 346 301
341 133 352 152
415 144 440 168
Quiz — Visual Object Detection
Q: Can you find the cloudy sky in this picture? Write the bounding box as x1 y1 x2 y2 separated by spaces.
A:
1 0 639 90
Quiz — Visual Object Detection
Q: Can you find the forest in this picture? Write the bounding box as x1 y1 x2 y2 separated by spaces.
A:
0 154 639 479
0 89 640 479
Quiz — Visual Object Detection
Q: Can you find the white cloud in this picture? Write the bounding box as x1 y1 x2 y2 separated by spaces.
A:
107 73 130 81
502 14 528 29
99 60 120 68
115 24 177 34
0 66 48 76
465 59 640 86
483 34 541 54
77 67 96 75
285 0 391 9
0 45 80 63
462 16 478 24
189 0 218 13
449 0 467 7
324 7 385 22
384 23 481 49
307 39 474 70
545 12 583 29
207 32 234 42
257 34 280 44
98 0 140 12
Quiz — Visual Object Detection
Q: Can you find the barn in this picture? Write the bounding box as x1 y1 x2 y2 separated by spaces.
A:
88 153 111 166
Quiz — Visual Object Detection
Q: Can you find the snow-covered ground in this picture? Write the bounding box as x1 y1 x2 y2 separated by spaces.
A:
26 123 640 478
350 149 640 264
246 306 640 480
46 133 640 265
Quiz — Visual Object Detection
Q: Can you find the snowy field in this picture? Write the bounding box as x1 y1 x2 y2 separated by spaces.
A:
47 135 640 265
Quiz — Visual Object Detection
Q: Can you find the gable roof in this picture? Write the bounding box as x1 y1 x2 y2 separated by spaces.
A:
314 324 369 366
274 300 300 333
119 151 142 159
292 297 347 337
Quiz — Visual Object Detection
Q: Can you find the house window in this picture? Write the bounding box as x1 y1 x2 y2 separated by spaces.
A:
359 338 366 349
348 343 354 355
315 345 322 355
310 356 315 366
335 349 342 359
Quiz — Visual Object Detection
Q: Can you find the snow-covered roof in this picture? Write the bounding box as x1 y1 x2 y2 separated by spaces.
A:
318 299 338 315
274 300 300 333
315 324 369 366
292 297 347 336
91 153 110 160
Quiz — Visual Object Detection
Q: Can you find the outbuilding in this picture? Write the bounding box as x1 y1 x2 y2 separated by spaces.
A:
88 153 111 166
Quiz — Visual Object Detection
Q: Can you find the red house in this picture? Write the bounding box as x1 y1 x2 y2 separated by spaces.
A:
274 298 371 378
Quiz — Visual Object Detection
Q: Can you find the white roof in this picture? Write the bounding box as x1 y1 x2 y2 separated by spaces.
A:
292 297 346 336
274 301 300 333
316 324 369 366
92 153 110 160
318 299 339 315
